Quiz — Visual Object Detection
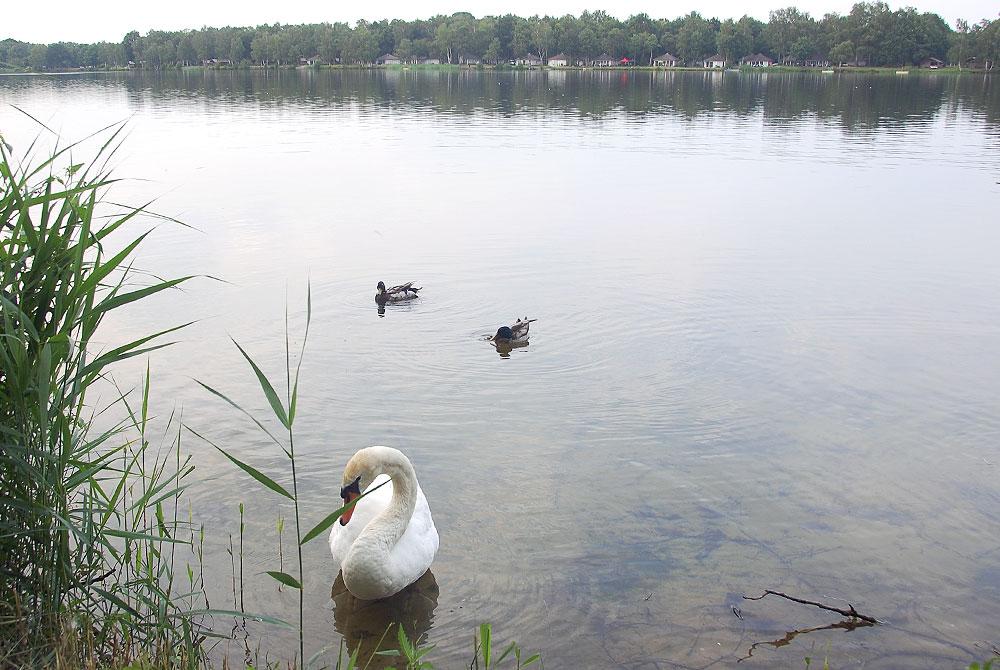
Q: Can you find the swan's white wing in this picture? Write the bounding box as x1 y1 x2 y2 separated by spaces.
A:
387 483 439 592
329 474 393 570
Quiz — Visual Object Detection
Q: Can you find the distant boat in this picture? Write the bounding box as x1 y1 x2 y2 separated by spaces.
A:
822 69 835 74
895 70 909 74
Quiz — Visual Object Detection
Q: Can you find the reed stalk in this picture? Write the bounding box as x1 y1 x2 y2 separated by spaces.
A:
0 121 204 667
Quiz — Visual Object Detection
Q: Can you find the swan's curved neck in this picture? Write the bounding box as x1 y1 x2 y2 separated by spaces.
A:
359 449 418 552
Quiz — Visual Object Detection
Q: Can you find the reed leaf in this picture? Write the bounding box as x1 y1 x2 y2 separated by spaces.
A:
300 478 391 545
264 571 302 590
186 427 294 500
231 338 289 427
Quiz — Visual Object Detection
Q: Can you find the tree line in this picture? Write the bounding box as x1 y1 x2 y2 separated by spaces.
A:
1 3 997 71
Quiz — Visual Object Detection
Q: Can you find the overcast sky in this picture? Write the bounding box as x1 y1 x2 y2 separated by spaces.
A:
5 0 997 44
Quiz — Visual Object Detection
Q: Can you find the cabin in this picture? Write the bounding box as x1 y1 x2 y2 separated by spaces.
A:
516 54 543 67
920 57 944 69
548 53 570 67
592 54 616 67
202 58 233 67
804 54 830 67
300 55 323 66
653 53 678 67
413 57 440 65
704 54 726 68
741 53 773 67
378 54 402 65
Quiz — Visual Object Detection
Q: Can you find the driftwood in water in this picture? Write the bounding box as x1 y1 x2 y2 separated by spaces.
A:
735 589 880 663
743 589 881 625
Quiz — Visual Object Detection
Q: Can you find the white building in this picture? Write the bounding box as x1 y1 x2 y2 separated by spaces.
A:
653 52 678 67
740 53 773 67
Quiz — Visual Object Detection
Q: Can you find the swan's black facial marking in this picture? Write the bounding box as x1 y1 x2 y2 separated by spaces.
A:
340 476 361 501
339 475 362 526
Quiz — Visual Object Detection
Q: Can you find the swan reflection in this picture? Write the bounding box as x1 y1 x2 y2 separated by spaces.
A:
331 569 439 668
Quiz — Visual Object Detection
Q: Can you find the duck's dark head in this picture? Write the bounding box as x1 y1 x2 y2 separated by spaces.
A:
492 326 514 342
376 281 386 293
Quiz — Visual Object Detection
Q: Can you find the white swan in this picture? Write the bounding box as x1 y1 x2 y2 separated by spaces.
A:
329 446 439 600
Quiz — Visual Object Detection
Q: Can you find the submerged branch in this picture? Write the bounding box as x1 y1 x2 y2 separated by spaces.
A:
742 589 881 625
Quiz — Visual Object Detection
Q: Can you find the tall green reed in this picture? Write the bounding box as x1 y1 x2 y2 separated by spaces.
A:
0 121 204 666
191 292 388 666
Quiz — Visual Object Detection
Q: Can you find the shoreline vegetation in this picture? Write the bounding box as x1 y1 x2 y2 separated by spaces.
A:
1 3 997 76
2 63 994 76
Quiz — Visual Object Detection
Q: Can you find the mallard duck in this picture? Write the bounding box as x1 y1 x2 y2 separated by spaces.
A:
491 317 536 344
376 281 421 304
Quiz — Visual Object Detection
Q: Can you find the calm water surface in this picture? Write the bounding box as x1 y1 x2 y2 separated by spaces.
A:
2 69 999 668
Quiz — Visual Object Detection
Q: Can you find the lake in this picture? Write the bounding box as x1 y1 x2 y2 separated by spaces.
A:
1 68 999 668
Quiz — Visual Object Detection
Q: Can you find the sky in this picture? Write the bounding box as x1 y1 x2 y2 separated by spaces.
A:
4 0 997 44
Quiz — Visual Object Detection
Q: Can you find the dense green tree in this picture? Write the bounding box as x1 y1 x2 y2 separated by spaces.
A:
829 40 854 65
122 30 139 63
950 19 972 67
677 12 715 62
29 44 47 70
716 19 740 63
790 36 814 62
766 7 814 63
484 37 501 64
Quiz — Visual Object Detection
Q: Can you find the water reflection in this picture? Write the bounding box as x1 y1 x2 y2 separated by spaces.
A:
491 339 528 359
6 68 992 133
374 298 420 319
331 570 439 669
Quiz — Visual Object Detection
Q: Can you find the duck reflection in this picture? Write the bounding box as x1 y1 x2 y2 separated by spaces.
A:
491 339 528 359
374 295 421 318
331 569 439 668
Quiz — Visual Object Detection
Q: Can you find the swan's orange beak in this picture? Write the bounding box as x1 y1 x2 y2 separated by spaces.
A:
339 492 359 526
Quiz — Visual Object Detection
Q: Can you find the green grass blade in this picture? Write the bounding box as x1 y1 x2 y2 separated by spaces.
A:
232 338 288 427
265 571 302 589
300 478 390 545
192 380 285 450
177 608 294 629
104 528 189 544
496 641 517 664
480 623 492 669
92 275 194 315
186 427 294 500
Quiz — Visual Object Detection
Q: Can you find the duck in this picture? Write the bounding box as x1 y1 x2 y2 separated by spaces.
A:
375 281 421 304
329 446 439 600
491 317 536 344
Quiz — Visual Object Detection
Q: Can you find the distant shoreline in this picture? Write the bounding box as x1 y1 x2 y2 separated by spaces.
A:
1 64 992 76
